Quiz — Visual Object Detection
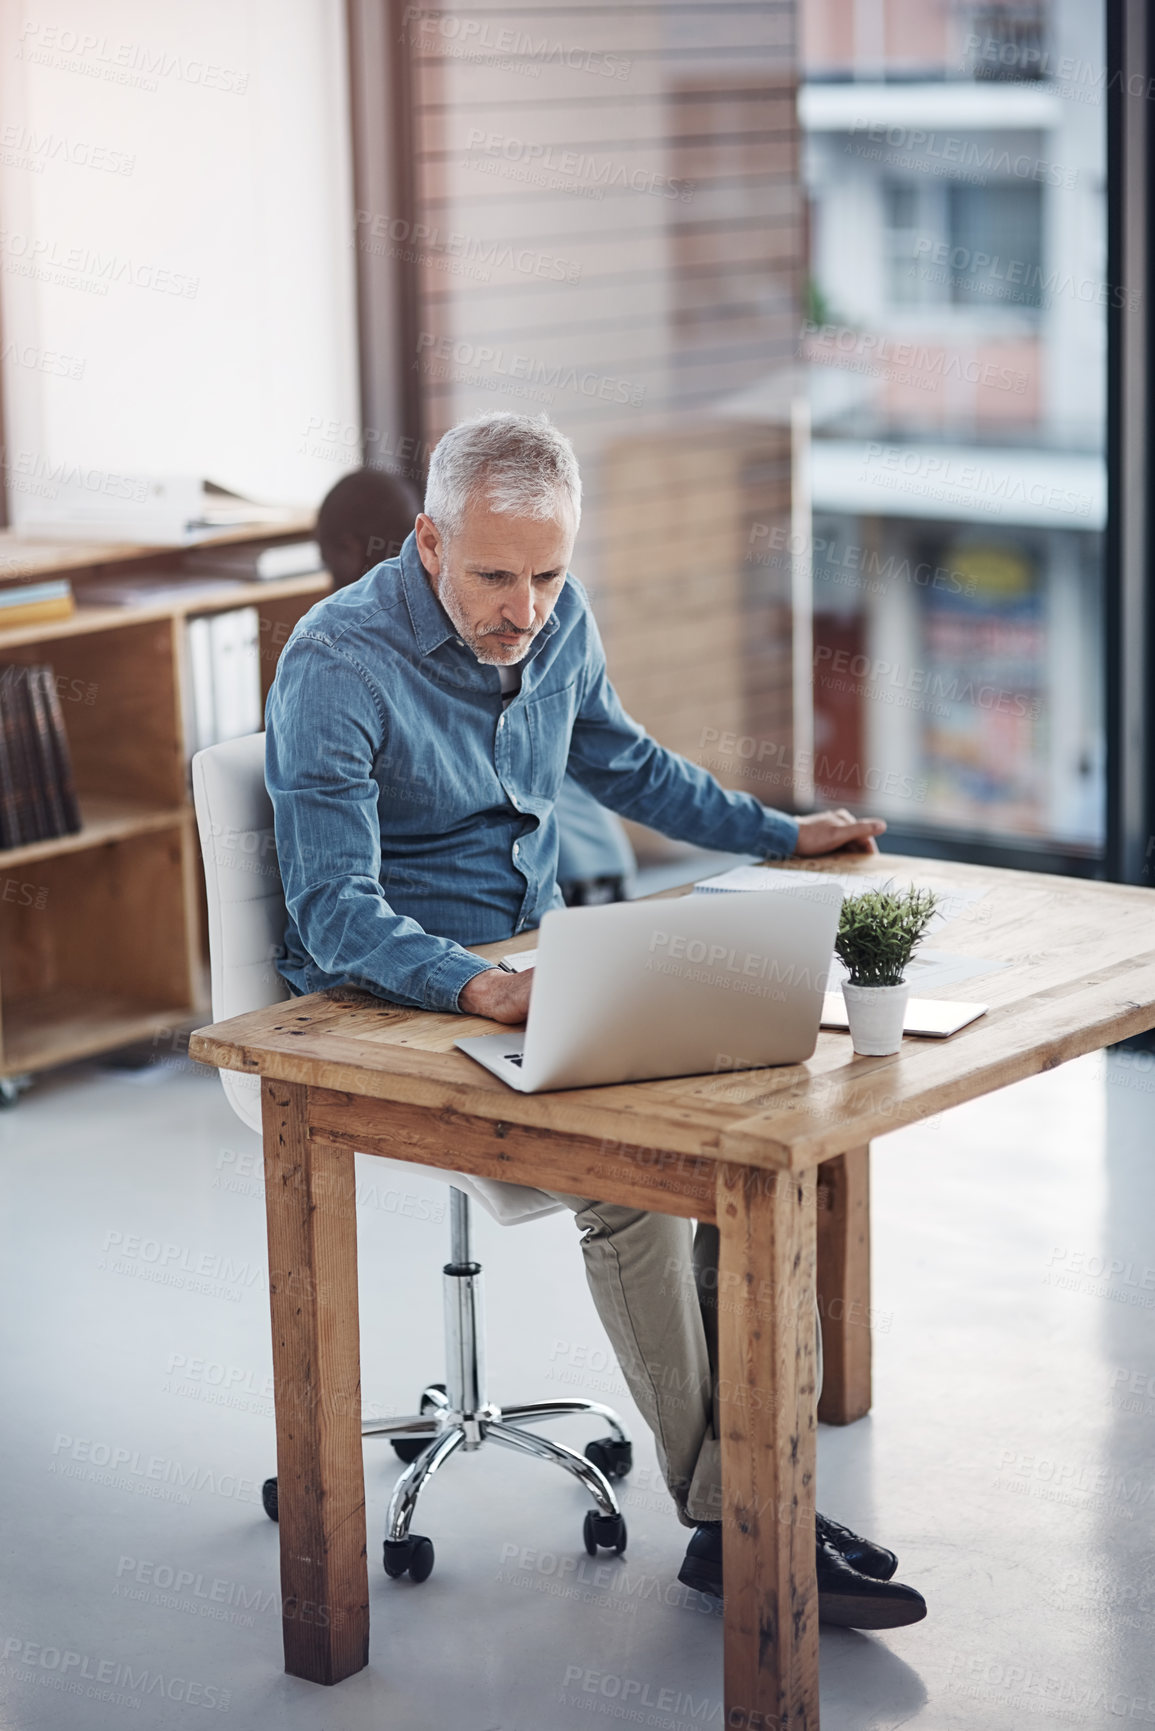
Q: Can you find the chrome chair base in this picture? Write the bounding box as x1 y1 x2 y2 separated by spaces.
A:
263 1189 634 1583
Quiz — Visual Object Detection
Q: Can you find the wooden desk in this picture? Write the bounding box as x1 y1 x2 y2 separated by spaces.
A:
189 854 1155 1726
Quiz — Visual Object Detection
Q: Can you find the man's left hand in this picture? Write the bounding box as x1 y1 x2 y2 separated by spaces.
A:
793 808 885 857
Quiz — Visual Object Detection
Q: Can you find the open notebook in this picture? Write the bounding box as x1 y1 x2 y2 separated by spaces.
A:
820 994 987 1038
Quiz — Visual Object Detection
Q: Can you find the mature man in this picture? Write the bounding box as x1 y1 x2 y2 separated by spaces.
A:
315 464 636 907
266 413 926 1629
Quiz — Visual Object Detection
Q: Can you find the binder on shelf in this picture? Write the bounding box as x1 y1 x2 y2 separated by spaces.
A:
0 689 21 847
0 663 83 849
0 671 35 846
182 540 322 582
37 670 82 833
8 671 47 843
81 575 248 610
185 617 216 755
25 670 64 835
210 607 262 742
182 607 263 760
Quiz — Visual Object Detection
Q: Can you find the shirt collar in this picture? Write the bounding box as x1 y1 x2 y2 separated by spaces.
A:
397 529 562 661
399 531 458 655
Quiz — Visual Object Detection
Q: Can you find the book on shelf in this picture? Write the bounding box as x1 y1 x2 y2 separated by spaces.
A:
0 579 75 630
81 575 249 610
35 669 82 834
1 671 44 843
183 607 263 758
0 663 83 849
182 540 322 582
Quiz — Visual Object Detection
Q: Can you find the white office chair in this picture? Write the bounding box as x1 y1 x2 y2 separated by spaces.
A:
192 732 632 1583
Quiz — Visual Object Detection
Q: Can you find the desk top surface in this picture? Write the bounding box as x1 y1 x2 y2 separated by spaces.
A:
189 854 1155 1170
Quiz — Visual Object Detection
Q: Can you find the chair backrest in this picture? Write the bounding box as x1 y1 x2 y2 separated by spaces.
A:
192 732 288 1133
190 731 562 1224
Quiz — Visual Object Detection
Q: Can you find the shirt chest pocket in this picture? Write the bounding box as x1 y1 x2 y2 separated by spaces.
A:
524 682 579 797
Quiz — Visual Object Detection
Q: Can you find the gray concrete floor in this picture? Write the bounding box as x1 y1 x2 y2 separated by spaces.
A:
1 1039 1153 1730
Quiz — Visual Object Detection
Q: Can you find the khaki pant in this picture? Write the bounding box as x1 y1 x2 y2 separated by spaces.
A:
551 1193 822 1529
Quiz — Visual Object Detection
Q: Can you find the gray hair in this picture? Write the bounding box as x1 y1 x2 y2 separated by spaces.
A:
423 412 582 542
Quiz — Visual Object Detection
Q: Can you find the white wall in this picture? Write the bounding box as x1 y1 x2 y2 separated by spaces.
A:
0 0 360 516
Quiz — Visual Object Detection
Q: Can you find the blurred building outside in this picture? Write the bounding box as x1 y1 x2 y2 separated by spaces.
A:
394 0 1105 867
799 0 1105 855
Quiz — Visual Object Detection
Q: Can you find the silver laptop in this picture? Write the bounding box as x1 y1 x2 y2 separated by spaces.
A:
455 883 843 1093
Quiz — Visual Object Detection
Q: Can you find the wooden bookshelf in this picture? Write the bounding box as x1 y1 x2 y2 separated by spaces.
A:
0 528 329 1081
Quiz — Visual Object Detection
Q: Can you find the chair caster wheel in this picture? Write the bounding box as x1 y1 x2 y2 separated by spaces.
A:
392 1383 448 1464
585 1436 633 1479
583 1509 627 1556
383 1534 435 1582
261 1478 278 1522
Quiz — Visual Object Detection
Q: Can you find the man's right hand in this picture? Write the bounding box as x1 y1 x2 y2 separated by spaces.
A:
459 966 533 1024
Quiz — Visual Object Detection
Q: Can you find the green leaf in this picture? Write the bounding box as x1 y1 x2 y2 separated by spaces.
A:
834 883 941 988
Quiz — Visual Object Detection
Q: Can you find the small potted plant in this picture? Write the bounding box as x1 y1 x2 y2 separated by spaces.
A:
834 884 940 1056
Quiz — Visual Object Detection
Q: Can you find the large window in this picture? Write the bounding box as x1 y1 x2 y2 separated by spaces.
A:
0 2 358 513
372 0 1109 868
803 0 1106 861
399 4 809 857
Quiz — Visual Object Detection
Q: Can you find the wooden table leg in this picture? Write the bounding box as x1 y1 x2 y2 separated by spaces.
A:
717 1163 819 1731
262 1079 369 1684
816 1146 871 1426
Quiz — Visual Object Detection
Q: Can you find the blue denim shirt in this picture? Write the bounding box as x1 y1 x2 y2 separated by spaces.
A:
265 533 800 1011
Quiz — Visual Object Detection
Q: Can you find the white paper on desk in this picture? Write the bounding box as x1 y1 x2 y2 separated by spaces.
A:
500 950 537 972
898 948 1007 992
693 865 986 931
825 948 1008 995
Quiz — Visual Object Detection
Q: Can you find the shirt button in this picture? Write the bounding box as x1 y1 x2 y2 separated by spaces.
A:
512 843 520 858
497 714 505 728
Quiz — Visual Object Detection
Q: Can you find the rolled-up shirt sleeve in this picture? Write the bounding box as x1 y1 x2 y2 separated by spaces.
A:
564 605 799 860
265 633 493 1011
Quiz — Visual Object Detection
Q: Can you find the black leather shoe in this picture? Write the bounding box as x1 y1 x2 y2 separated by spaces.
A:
815 1534 926 1629
816 1511 898 1582
677 1524 926 1631
676 1522 724 1598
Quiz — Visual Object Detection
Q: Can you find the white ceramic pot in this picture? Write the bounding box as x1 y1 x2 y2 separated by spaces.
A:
842 980 910 1056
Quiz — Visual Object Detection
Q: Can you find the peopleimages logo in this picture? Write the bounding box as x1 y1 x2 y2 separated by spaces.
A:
465 128 694 201
846 120 1077 188
402 7 632 79
910 237 1138 311
353 211 581 283
802 322 1028 397
0 124 135 176
1 1636 230 1710
862 442 1094 518
645 929 820 994
415 333 646 406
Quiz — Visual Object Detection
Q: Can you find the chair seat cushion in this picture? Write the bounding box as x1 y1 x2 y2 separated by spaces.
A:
220 1072 562 1225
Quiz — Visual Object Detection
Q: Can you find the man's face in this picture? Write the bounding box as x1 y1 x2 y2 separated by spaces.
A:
415 502 574 666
